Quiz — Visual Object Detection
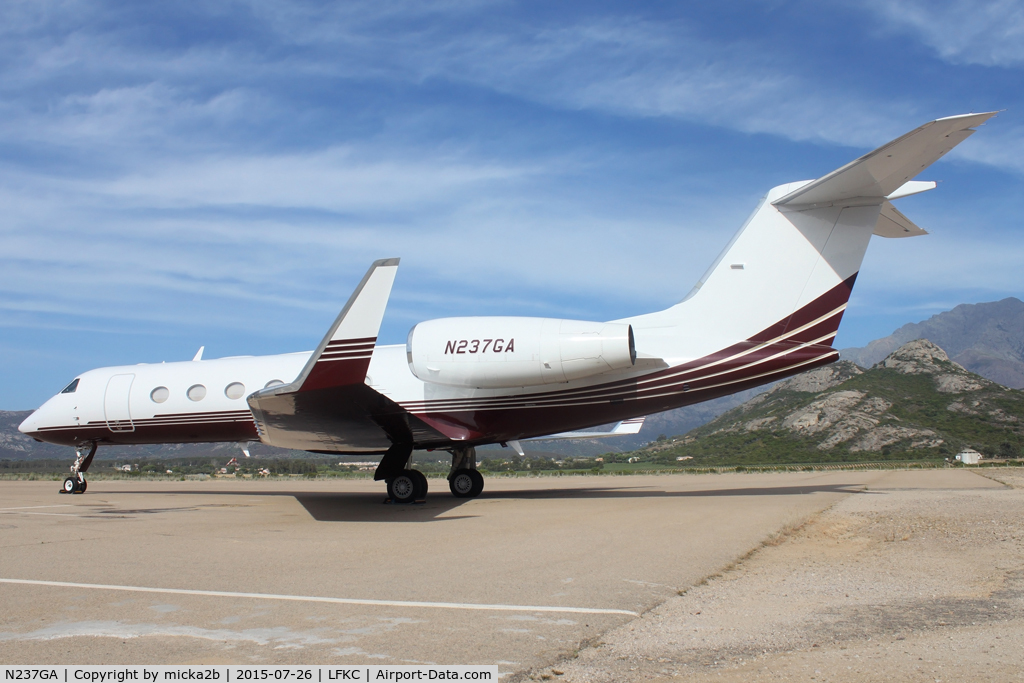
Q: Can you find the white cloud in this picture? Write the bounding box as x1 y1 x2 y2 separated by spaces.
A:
1 1 1021 409
856 0 1024 67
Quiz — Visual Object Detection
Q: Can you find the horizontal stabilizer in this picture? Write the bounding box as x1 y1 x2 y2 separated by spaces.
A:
774 112 996 208
527 416 646 441
874 201 927 238
886 180 936 200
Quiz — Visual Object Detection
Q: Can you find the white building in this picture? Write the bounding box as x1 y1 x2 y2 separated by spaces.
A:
956 448 982 465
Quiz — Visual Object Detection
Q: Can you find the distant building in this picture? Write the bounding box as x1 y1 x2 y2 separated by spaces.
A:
956 448 982 465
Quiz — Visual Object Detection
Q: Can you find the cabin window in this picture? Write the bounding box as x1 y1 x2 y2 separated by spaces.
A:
150 386 170 403
225 382 245 399
60 379 80 394
264 379 284 388
187 384 207 401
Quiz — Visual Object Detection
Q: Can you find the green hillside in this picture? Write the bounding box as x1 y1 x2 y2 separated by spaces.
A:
634 340 1024 466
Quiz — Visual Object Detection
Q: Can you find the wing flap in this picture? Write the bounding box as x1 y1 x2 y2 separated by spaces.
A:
527 416 646 441
248 382 447 453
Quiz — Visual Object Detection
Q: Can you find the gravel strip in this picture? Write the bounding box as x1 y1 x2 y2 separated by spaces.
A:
533 468 1024 682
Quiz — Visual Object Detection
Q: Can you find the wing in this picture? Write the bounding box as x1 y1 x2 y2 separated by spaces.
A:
526 416 646 441
246 259 447 453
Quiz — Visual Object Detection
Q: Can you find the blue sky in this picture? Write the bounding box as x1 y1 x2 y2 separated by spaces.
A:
2 0 1022 410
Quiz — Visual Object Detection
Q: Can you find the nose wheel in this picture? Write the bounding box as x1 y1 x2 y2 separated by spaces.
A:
59 443 96 494
61 474 86 494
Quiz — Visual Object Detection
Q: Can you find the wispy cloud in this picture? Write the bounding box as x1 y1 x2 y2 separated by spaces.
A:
0 0 1020 407
855 0 1024 67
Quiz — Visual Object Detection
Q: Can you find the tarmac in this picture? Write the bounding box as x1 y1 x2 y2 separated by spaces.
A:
0 470 1002 677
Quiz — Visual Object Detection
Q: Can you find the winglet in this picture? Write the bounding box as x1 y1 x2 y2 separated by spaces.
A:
290 258 400 393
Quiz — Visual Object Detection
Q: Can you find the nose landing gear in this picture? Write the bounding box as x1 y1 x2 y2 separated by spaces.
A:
60 443 96 495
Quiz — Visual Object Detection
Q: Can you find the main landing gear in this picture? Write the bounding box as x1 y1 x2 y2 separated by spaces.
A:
448 446 484 499
372 444 485 503
386 469 428 505
374 443 428 505
60 442 97 495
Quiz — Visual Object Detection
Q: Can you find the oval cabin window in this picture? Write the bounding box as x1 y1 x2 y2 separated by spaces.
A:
225 382 245 399
264 379 284 388
151 386 169 403
187 384 207 401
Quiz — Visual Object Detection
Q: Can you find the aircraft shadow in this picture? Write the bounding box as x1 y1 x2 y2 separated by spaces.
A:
99 482 874 523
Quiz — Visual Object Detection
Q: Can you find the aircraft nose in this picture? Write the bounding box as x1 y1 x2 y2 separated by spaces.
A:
18 411 41 435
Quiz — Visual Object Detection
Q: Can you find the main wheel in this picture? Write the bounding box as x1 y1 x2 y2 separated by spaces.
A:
387 473 418 504
449 468 482 498
62 477 78 494
408 469 428 500
468 469 484 497
78 480 87 493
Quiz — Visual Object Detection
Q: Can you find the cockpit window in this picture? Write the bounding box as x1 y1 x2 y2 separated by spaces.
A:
61 378 80 394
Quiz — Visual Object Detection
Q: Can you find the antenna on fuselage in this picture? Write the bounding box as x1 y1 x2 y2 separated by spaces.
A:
192 346 204 361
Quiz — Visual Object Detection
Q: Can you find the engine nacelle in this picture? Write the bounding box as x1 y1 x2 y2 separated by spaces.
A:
407 317 636 389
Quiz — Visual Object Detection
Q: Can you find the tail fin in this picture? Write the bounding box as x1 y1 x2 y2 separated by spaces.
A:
625 112 995 356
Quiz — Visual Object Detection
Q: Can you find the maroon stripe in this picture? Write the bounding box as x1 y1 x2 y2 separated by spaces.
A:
398 276 858 411
398 338 806 411
325 343 376 352
149 413 254 419
300 358 371 392
405 342 835 413
782 273 856 336
326 337 376 347
319 351 374 360
785 310 846 344
411 349 838 445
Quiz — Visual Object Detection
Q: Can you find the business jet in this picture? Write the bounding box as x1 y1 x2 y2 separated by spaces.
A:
19 112 995 502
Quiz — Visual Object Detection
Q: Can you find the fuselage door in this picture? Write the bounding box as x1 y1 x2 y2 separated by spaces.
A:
104 373 136 432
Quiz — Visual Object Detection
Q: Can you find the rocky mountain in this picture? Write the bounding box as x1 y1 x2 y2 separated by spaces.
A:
518 386 771 456
638 340 1024 465
0 411 68 459
841 297 1024 389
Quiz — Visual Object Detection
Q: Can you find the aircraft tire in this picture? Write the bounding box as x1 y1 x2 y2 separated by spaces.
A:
79 480 87 493
408 470 428 500
62 477 78 494
468 469 484 498
387 474 418 504
449 469 476 498
449 469 483 498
